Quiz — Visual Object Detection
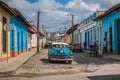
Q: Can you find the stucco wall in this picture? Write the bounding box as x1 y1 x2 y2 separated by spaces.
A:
10 15 28 52
31 34 37 48
0 8 10 60
102 9 120 54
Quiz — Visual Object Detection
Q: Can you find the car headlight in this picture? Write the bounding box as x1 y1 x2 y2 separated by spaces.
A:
70 52 73 55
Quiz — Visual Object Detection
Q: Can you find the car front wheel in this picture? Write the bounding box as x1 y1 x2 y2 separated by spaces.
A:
68 60 72 64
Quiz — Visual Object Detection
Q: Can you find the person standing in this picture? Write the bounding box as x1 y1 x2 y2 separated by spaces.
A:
89 41 93 56
83 41 86 50
103 38 107 54
93 42 99 57
89 41 93 50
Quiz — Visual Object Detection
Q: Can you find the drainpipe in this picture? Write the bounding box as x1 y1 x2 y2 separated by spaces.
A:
6 24 9 62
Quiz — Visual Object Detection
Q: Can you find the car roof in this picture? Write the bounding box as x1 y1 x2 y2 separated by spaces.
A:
52 42 68 45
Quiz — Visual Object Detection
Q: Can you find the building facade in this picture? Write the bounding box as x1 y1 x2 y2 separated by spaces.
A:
0 1 17 61
78 11 104 50
95 4 120 54
10 14 28 57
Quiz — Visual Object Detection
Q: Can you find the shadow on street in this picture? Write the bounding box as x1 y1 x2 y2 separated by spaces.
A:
40 58 69 64
73 52 120 65
87 74 120 80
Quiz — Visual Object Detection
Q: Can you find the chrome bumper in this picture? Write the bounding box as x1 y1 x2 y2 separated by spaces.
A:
49 55 73 61
50 58 73 61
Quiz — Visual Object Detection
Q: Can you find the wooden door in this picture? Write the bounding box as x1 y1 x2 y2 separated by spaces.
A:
117 20 120 53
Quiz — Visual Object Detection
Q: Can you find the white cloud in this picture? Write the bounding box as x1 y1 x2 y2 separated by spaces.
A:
3 0 120 32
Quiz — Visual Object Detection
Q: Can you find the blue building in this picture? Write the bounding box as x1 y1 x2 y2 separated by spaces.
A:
95 3 120 54
10 9 29 57
81 11 103 50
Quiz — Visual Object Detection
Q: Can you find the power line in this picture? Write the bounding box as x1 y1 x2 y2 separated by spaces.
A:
43 20 72 29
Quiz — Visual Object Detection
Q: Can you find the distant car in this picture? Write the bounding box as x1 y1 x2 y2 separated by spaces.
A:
44 42 52 48
72 44 83 53
68 43 73 50
48 42 73 64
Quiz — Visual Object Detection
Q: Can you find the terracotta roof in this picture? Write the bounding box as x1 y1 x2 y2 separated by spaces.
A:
66 24 79 35
39 30 46 37
12 8 30 26
28 22 37 34
0 1 30 27
93 3 120 21
0 1 16 15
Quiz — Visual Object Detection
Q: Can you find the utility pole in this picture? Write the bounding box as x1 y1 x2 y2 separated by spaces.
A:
72 14 74 44
37 11 40 52
64 24 67 33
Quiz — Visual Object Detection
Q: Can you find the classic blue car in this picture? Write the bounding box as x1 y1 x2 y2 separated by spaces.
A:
48 42 73 64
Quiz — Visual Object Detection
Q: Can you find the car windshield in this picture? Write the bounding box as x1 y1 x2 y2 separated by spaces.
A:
52 44 68 48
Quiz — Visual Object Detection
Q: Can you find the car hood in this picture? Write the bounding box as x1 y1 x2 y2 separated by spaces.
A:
51 48 71 55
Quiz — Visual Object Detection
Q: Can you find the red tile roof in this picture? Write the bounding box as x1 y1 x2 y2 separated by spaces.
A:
66 24 79 35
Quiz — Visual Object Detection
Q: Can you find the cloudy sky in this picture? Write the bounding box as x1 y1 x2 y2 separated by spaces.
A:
3 0 120 32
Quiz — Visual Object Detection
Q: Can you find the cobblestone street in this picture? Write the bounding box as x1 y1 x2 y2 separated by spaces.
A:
15 49 120 74
0 49 120 80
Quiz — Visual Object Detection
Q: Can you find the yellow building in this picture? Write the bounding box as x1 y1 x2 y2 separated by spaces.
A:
0 1 16 61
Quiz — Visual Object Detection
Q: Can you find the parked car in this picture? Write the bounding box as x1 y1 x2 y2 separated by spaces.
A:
48 42 73 64
44 42 52 48
72 44 83 53
68 43 73 50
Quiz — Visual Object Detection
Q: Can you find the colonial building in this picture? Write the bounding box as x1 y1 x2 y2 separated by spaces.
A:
10 8 30 57
0 1 37 61
0 1 16 61
78 11 104 49
65 24 79 44
39 30 47 48
94 3 120 54
28 21 37 50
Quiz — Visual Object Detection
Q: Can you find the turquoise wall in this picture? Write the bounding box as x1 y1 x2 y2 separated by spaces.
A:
102 9 120 54
10 15 28 51
85 26 96 49
84 12 97 50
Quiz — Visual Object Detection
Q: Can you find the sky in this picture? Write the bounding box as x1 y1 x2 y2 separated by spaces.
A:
3 0 120 32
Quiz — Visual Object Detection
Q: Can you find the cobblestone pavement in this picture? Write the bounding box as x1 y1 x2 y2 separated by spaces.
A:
15 49 120 74
0 49 120 79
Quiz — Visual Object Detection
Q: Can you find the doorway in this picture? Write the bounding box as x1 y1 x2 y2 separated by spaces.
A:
117 20 120 53
108 27 112 53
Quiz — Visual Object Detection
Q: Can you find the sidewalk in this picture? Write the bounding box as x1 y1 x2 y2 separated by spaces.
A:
0 49 37 76
103 54 120 61
84 50 120 61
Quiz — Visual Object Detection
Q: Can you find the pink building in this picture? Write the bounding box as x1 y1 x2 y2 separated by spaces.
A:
28 22 37 50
